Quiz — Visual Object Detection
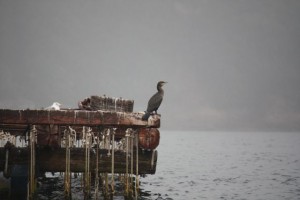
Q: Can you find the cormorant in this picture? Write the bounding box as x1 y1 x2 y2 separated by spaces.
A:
142 81 167 120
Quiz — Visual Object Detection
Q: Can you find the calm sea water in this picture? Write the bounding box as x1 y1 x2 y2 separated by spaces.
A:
33 131 300 199
140 131 300 200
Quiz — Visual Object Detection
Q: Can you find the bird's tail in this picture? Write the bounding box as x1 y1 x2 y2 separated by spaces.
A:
142 112 151 121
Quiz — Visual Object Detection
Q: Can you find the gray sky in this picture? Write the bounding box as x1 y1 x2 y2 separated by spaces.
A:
1 0 300 131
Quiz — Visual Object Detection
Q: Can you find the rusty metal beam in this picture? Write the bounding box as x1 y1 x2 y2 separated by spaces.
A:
0 109 160 128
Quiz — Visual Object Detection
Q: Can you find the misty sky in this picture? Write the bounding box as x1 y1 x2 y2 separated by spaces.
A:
1 0 300 131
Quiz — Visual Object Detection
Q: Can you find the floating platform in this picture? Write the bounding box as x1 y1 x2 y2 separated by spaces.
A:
0 96 162 199
0 109 160 174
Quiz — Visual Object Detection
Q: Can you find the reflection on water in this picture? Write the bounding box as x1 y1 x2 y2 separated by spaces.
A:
2 131 300 199
36 173 140 200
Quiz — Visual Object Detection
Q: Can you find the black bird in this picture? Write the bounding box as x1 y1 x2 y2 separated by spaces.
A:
142 81 167 120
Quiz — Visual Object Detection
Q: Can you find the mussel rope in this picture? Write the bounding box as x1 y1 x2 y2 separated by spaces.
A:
100 129 109 197
125 130 130 194
111 128 115 193
130 131 134 193
64 126 72 199
83 126 92 199
94 131 100 200
4 149 9 177
28 125 37 200
135 129 139 196
106 129 111 156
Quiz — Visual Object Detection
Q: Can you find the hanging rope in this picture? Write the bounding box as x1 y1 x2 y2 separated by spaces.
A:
125 128 130 195
135 129 139 197
63 126 76 200
3 141 13 178
94 131 100 200
100 129 109 198
124 128 136 197
4 148 9 177
83 126 93 199
130 129 134 195
65 132 71 200
104 172 109 198
2 132 16 178
28 125 37 200
111 128 115 194
106 128 111 156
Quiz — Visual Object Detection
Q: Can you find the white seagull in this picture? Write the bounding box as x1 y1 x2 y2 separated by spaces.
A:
45 102 61 110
